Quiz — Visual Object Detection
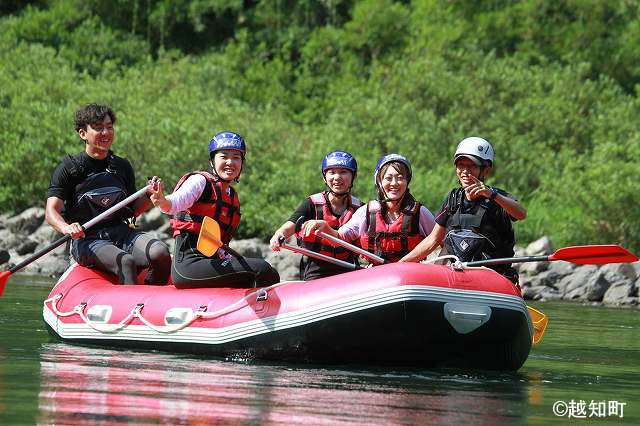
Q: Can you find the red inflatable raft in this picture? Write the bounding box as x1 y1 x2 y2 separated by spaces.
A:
43 262 533 370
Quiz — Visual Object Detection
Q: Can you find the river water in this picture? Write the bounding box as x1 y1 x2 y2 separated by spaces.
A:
0 275 638 425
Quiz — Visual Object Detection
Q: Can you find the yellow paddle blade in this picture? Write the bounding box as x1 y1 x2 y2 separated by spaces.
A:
197 216 223 257
527 306 549 345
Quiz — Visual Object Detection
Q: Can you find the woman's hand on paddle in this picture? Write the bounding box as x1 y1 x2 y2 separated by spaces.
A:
63 222 85 239
302 220 330 238
269 231 286 251
464 174 492 200
148 176 170 211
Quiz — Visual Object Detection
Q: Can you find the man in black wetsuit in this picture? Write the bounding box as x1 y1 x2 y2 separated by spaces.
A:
45 103 170 284
400 137 526 283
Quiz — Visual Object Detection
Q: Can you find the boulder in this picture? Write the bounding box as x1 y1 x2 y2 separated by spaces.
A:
229 238 266 258
519 269 562 289
0 229 21 251
137 208 168 231
37 254 70 277
518 260 549 276
522 285 562 301
31 223 62 244
599 263 637 284
525 236 554 256
5 207 45 234
265 250 302 281
603 281 636 306
15 238 39 256
0 248 9 265
556 265 598 296
565 270 611 302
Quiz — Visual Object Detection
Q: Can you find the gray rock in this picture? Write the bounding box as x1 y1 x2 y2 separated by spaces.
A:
600 263 637 284
525 236 554 256
565 270 611 302
229 238 266 258
0 229 21 251
547 260 578 277
15 238 39 256
603 281 636 305
265 250 302 280
5 207 45 234
31 223 62 244
37 254 71 277
137 208 168 231
557 265 598 295
522 285 561 301
0 249 9 265
279 265 301 282
520 269 562 288
522 285 546 300
518 260 549 276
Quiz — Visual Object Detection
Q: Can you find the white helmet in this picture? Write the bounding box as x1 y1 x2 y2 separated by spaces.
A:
454 137 494 166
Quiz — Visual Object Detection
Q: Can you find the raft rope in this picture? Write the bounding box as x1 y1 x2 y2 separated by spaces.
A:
44 281 292 335
45 258 488 335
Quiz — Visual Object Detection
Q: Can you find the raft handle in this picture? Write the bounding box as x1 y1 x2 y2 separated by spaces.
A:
256 289 268 302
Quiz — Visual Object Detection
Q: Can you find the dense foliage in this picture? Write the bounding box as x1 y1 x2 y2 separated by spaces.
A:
1 0 638 252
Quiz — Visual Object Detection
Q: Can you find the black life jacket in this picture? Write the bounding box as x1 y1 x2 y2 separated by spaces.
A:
443 188 514 262
63 153 133 226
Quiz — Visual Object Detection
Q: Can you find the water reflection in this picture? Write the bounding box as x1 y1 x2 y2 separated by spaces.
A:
37 343 531 425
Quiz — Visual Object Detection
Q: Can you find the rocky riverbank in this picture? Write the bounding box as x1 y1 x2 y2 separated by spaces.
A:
1 207 638 307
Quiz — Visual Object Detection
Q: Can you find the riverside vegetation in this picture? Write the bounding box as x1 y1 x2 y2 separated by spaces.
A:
1 0 639 254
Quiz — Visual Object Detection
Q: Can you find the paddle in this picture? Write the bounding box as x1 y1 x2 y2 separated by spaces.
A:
294 216 385 265
464 244 638 267
196 216 255 274
464 245 637 345
528 306 548 345
0 185 151 296
276 236 357 270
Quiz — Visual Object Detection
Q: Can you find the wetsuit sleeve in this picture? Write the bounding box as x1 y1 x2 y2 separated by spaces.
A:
288 198 315 224
121 158 136 195
46 160 73 201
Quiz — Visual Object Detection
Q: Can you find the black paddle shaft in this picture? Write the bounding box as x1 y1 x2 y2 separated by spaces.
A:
8 234 71 274
465 255 550 267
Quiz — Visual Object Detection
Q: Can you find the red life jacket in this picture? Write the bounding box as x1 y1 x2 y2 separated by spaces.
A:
296 191 363 261
169 171 241 244
359 201 424 262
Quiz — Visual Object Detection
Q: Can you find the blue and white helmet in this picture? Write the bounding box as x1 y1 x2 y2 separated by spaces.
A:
208 131 246 156
373 154 412 186
454 137 494 166
321 151 357 177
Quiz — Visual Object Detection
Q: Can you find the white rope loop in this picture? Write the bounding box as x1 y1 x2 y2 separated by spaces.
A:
43 280 293 334
44 294 78 317
77 305 138 334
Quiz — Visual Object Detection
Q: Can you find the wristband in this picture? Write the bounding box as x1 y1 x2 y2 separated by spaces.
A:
489 187 499 200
